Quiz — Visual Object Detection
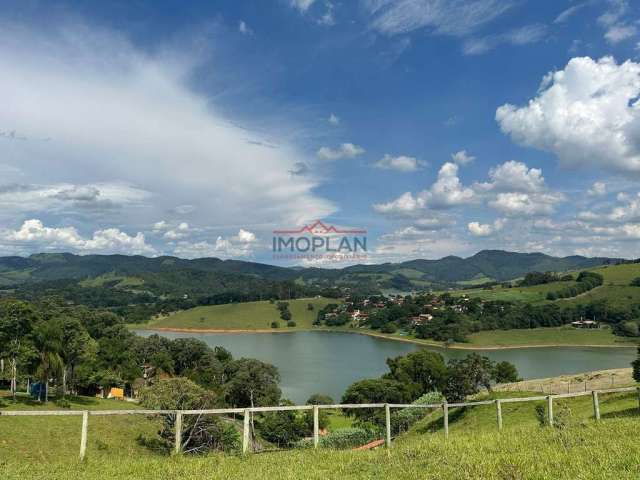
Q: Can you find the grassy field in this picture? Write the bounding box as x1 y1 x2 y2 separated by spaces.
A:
465 325 636 347
450 280 579 304
143 297 339 330
2 390 640 479
447 263 640 310
359 325 637 349
0 393 160 463
79 272 145 288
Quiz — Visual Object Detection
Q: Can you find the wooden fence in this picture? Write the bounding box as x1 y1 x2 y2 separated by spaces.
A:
2 386 638 461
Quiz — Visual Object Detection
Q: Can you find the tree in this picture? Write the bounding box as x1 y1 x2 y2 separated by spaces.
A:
381 322 397 334
223 358 281 408
444 354 495 402
385 349 448 399
493 361 520 383
306 393 334 405
341 378 410 426
632 347 640 383
303 394 333 433
59 316 96 395
32 318 65 402
258 400 307 447
0 300 37 400
138 378 237 454
169 338 224 390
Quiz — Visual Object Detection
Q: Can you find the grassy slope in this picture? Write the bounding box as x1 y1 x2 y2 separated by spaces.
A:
143 298 339 330
0 394 160 463
451 280 580 303
2 391 640 479
465 325 636 347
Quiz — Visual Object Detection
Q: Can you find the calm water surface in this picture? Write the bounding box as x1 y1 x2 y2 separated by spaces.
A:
134 330 636 403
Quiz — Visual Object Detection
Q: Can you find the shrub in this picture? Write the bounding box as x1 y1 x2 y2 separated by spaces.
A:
493 361 520 383
138 378 238 455
271 321 280 329
319 427 378 449
392 391 443 434
258 402 307 447
287 320 296 327
381 322 397 334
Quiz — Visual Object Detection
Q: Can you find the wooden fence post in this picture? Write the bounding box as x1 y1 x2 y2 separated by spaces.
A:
496 400 502 431
175 411 183 454
547 396 554 427
242 409 250 454
443 401 449 437
385 404 391 449
313 406 319 449
592 391 600 421
79 410 89 461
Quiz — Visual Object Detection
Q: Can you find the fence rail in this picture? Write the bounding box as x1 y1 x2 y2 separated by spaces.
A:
2 386 638 460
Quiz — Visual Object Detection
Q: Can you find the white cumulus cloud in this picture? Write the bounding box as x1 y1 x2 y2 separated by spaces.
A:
2 219 155 255
496 56 640 173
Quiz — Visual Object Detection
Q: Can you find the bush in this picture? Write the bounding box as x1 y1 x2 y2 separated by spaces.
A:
493 361 520 383
319 427 378 449
381 322 397 334
138 378 238 455
306 393 334 405
271 321 280 329
392 391 443 434
258 403 307 447
619 321 639 337
287 320 296 327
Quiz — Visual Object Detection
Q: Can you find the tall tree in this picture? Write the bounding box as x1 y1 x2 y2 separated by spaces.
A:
223 358 281 407
59 317 96 395
0 300 37 400
32 318 65 402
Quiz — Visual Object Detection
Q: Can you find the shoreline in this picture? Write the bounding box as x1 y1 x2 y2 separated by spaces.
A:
134 326 638 351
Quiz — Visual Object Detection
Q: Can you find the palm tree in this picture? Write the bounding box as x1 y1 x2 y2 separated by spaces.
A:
32 319 64 402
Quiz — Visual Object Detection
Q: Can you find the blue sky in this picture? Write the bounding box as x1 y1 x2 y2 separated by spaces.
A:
1 0 640 264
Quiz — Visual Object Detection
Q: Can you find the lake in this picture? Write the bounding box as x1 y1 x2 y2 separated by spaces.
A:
134 330 637 403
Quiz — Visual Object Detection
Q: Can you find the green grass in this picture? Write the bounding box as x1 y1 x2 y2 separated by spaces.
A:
79 272 144 288
464 326 636 347
448 263 640 310
451 280 579 304
0 393 160 463
326 411 354 430
2 391 640 479
455 275 495 286
589 263 640 284
143 297 339 330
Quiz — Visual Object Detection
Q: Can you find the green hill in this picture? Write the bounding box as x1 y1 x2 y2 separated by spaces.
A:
0 250 621 291
449 262 640 310
144 297 338 330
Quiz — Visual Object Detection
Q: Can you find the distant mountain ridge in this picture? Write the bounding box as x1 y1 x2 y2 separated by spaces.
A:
0 250 622 288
